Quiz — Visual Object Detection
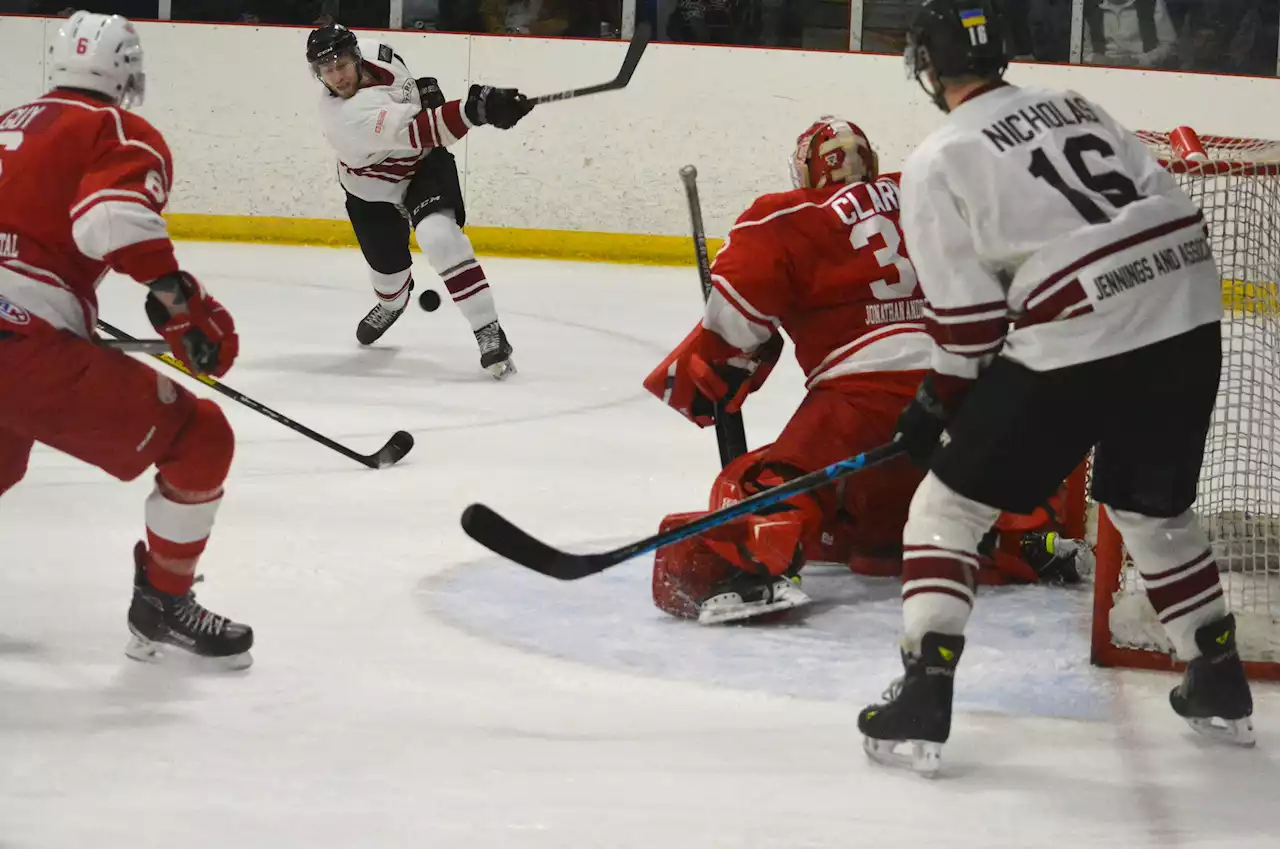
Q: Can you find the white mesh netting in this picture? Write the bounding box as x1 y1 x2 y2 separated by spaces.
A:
1101 133 1280 664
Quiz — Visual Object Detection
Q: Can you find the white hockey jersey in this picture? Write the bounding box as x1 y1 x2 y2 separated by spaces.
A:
900 84 1222 380
317 39 472 204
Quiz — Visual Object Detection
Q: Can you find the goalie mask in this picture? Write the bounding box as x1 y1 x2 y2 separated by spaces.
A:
790 117 879 190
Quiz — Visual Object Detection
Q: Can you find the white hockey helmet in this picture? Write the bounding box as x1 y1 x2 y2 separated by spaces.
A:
47 11 146 110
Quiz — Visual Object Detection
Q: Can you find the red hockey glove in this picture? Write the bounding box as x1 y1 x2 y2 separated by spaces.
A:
145 271 239 377
644 325 783 427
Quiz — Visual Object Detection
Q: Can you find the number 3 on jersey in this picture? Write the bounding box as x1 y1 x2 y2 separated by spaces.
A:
851 215 919 300
0 130 22 180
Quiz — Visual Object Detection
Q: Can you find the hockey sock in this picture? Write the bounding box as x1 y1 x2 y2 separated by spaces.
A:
369 267 414 311
146 399 234 594
416 212 498 331
1107 507 1227 660
900 474 999 651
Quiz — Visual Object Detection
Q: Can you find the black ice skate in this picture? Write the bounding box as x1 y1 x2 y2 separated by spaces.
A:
1169 613 1255 746
697 569 810 625
126 542 254 670
858 632 965 777
1019 531 1083 584
357 281 413 345
475 320 516 380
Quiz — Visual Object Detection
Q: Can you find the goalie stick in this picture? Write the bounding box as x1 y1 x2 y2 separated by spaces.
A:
460 442 905 580
679 164 749 467
530 22 651 105
97 320 414 470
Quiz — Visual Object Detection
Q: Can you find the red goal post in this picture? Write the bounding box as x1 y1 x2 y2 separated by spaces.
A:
1072 126 1280 681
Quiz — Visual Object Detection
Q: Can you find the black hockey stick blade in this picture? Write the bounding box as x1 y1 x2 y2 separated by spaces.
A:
97 319 415 470
462 442 907 580
461 504 613 579
530 22 651 105
371 430 415 468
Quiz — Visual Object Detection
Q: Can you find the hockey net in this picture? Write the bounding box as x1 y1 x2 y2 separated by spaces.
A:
1078 127 1280 680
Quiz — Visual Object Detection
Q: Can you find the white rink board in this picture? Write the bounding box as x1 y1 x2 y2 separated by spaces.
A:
2 18 1279 238
0 16 46 114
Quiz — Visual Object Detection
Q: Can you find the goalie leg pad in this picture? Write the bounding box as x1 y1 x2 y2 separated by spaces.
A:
652 512 736 619
707 447 821 578
651 511 811 621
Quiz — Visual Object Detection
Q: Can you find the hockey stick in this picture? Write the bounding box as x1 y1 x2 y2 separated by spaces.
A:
461 442 906 580
101 338 169 353
530 22 651 105
680 164 748 467
96 320 414 470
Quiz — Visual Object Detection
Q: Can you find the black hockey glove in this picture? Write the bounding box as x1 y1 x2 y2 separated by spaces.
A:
465 84 533 130
894 373 962 469
416 76 446 109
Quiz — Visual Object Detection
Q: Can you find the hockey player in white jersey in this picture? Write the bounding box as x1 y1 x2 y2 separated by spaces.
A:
857 0 1254 775
307 24 530 378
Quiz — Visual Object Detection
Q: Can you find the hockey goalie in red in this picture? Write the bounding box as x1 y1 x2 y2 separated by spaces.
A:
0 12 252 667
644 118 1085 625
644 117 933 625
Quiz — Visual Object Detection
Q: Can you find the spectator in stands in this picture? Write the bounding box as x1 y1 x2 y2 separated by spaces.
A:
1025 0 1074 62
565 0 621 37
1176 0 1278 76
667 0 759 45
481 0 569 36
402 0 484 31
30 0 155 15
1083 0 1179 68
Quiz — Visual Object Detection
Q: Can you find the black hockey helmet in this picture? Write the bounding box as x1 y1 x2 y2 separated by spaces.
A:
905 0 1009 111
307 23 360 76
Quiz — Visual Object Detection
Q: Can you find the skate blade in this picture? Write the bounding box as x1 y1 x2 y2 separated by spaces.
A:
697 587 811 626
863 736 944 777
125 635 253 672
1183 715 1256 747
486 357 516 380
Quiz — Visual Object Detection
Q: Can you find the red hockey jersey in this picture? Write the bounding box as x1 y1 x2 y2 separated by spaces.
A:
704 175 931 388
0 90 178 338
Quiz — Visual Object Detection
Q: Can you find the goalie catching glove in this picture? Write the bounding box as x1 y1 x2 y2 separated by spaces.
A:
145 271 239 377
643 323 783 427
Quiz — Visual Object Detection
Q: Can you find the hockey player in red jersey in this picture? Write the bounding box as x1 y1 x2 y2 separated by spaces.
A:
644 117 935 624
644 119 1089 626
0 12 251 667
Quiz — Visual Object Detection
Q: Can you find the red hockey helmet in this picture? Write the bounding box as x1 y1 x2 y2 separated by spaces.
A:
790 117 879 190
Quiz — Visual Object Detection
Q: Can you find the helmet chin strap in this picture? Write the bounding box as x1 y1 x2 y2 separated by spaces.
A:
917 70 951 113
906 39 951 114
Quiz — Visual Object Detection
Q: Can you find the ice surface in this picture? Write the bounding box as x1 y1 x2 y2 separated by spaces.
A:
0 243 1277 848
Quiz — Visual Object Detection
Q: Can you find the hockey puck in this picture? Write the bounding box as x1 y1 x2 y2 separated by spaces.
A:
418 289 442 312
